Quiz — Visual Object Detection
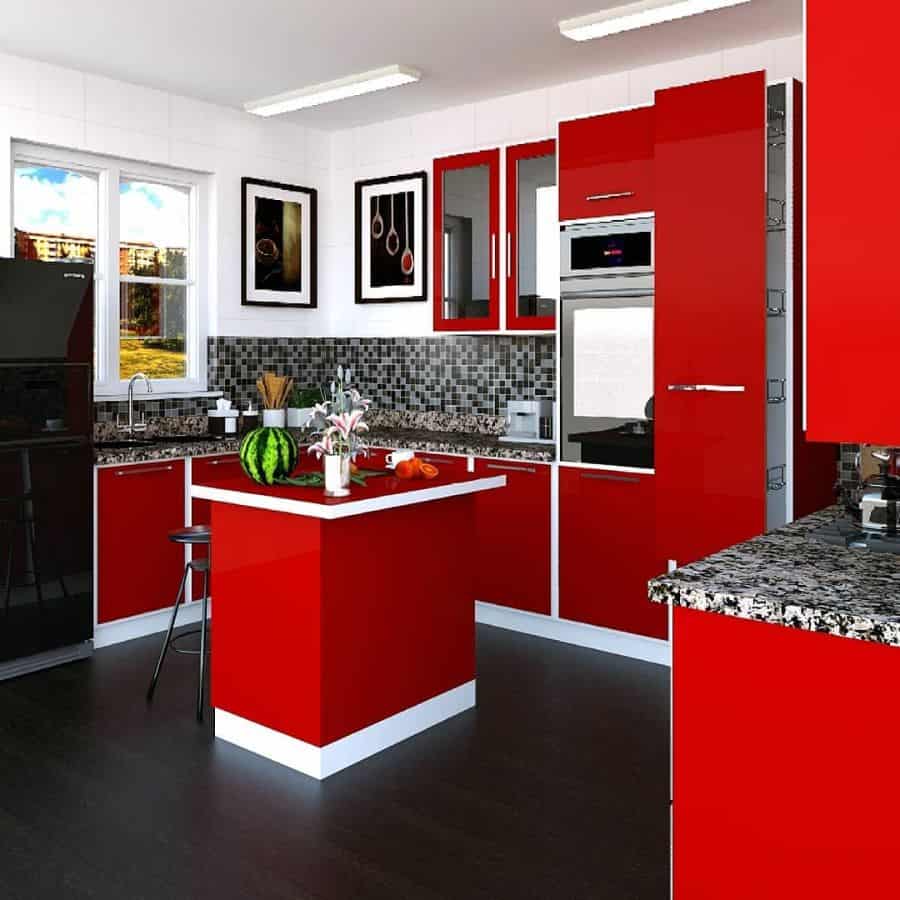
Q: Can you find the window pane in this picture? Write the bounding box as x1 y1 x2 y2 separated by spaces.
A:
13 164 98 264
119 180 189 278
119 283 186 380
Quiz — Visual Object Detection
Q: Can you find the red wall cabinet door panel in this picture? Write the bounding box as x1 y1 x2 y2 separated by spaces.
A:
806 9 898 443
433 149 501 332
97 460 186 623
506 139 557 331
558 107 654 222
473 459 551 615
654 72 767 569
559 467 667 640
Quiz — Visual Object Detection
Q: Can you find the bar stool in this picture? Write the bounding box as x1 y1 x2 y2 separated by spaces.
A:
146 525 211 721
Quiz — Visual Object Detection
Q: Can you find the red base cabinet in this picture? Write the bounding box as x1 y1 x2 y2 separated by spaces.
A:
558 106 654 221
674 607 900 899
559 467 667 640
473 459 551 615
97 460 187 623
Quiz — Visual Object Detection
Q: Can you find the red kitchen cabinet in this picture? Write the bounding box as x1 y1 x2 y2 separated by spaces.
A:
559 467 667 640
654 72 768 569
414 452 469 475
473 459 551 614
97 459 187 623
806 8 898 443
433 149 501 331
506 139 557 331
558 106 654 222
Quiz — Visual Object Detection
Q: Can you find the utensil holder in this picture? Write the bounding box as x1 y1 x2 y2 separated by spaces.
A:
262 409 286 428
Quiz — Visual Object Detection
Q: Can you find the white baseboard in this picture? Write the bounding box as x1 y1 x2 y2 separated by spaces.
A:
475 602 671 666
214 680 476 780
93 601 207 649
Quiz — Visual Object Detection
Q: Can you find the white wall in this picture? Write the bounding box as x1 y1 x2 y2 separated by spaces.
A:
324 33 804 337
1 33 804 344
0 51 331 339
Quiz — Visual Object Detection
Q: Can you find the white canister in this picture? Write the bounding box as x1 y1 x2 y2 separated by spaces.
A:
262 409 287 428
287 407 314 429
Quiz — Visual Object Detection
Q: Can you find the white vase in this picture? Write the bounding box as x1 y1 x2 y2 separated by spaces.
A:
262 408 286 428
323 454 351 497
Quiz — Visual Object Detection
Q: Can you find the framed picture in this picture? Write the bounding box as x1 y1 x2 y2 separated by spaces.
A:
242 177 317 308
355 171 427 304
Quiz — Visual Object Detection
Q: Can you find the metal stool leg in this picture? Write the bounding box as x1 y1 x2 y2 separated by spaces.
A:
147 563 190 702
196 566 209 722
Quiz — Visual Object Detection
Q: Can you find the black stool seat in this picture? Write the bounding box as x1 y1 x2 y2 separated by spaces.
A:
169 525 211 545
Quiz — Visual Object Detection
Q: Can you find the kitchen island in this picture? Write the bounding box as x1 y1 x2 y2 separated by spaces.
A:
650 507 900 899
192 466 505 779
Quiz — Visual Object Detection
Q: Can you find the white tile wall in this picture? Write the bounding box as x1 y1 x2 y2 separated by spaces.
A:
1 33 803 340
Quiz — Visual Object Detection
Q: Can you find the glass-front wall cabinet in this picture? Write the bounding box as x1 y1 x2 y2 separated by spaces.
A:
433 149 500 331
507 140 558 330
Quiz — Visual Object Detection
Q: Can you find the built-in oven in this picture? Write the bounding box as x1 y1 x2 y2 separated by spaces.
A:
560 216 655 469
560 215 653 281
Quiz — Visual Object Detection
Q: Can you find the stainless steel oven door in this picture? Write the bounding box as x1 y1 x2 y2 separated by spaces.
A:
560 215 654 281
560 286 655 468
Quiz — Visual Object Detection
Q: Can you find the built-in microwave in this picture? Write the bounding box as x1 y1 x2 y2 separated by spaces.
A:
560 215 654 282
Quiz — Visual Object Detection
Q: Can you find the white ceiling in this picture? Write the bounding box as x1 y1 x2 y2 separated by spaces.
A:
1 0 802 130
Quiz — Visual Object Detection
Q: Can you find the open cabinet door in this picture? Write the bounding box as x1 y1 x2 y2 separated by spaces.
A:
654 71 767 569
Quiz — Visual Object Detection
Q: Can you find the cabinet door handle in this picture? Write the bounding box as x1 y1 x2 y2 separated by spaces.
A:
586 192 635 202
506 232 512 279
207 457 240 466
667 384 746 393
491 234 497 280
486 463 537 474
114 464 174 477
581 472 640 484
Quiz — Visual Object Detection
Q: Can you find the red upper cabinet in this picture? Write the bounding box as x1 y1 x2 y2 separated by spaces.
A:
506 139 557 331
433 149 501 331
654 72 768 569
559 467 667 640
806 8 895 444
559 106 655 222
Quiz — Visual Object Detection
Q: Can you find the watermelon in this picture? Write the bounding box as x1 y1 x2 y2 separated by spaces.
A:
239 427 298 485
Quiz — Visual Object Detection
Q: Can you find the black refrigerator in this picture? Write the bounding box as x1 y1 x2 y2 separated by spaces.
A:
0 258 94 680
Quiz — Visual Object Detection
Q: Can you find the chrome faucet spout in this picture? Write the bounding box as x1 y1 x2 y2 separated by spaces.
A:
125 372 153 436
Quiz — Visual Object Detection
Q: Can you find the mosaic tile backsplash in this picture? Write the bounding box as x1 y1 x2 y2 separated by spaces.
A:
207 336 556 417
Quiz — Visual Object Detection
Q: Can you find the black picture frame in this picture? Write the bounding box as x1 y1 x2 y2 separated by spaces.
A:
241 177 317 309
355 171 427 304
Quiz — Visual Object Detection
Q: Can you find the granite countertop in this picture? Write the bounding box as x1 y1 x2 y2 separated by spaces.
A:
95 429 555 467
649 506 900 648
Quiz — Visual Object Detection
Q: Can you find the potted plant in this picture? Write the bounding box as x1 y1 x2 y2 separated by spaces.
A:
287 386 323 429
307 366 370 497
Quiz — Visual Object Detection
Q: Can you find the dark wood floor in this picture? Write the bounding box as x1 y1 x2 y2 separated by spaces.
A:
0 625 670 900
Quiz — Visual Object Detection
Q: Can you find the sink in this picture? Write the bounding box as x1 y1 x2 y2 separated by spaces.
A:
94 439 153 450
94 434 225 450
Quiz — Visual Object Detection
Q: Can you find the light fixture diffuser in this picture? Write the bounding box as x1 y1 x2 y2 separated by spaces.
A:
244 65 420 116
559 0 751 41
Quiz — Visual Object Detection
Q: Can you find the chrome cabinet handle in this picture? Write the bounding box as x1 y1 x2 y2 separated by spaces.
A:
586 192 635 201
581 473 640 484
667 384 746 393
506 232 511 279
491 234 497 280
115 464 174 477
486 463 537 474
207 457 240 466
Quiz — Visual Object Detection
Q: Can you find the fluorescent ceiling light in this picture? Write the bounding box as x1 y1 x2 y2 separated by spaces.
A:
244 64 420 116
559 0 751 41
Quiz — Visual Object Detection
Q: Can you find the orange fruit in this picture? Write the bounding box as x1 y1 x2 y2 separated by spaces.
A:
395 460 416 480
420 463 439 480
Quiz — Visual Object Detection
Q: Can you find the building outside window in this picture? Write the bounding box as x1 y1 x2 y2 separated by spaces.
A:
12 145 208 396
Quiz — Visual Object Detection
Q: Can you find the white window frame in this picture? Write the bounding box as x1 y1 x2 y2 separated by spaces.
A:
12 142 209 398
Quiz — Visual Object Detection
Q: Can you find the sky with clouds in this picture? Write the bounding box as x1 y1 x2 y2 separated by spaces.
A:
14 166 189 249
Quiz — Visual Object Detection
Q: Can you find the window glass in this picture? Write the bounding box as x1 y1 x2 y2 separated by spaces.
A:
119 179 189 278
13 164 98 264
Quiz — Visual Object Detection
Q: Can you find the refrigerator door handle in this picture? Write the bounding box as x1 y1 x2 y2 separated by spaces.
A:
667 384 746 393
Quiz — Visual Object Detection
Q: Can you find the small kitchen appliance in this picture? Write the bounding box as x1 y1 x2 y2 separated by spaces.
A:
500 400 555 445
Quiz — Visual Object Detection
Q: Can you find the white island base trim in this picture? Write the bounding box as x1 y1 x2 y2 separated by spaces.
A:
214 680 476 780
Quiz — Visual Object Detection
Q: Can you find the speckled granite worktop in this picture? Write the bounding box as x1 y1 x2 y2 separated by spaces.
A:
649 507 900 648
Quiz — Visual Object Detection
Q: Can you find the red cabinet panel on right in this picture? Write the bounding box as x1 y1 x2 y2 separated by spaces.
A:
559 467 667 640
654 72 768 569
806 7 898 443
558 106 654 222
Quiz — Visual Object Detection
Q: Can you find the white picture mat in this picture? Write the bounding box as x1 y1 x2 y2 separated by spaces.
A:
245 182 312 306
573 306 654 419
360 176 424 300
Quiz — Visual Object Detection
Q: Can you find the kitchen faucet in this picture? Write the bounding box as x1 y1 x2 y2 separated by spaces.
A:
120 372 153 436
